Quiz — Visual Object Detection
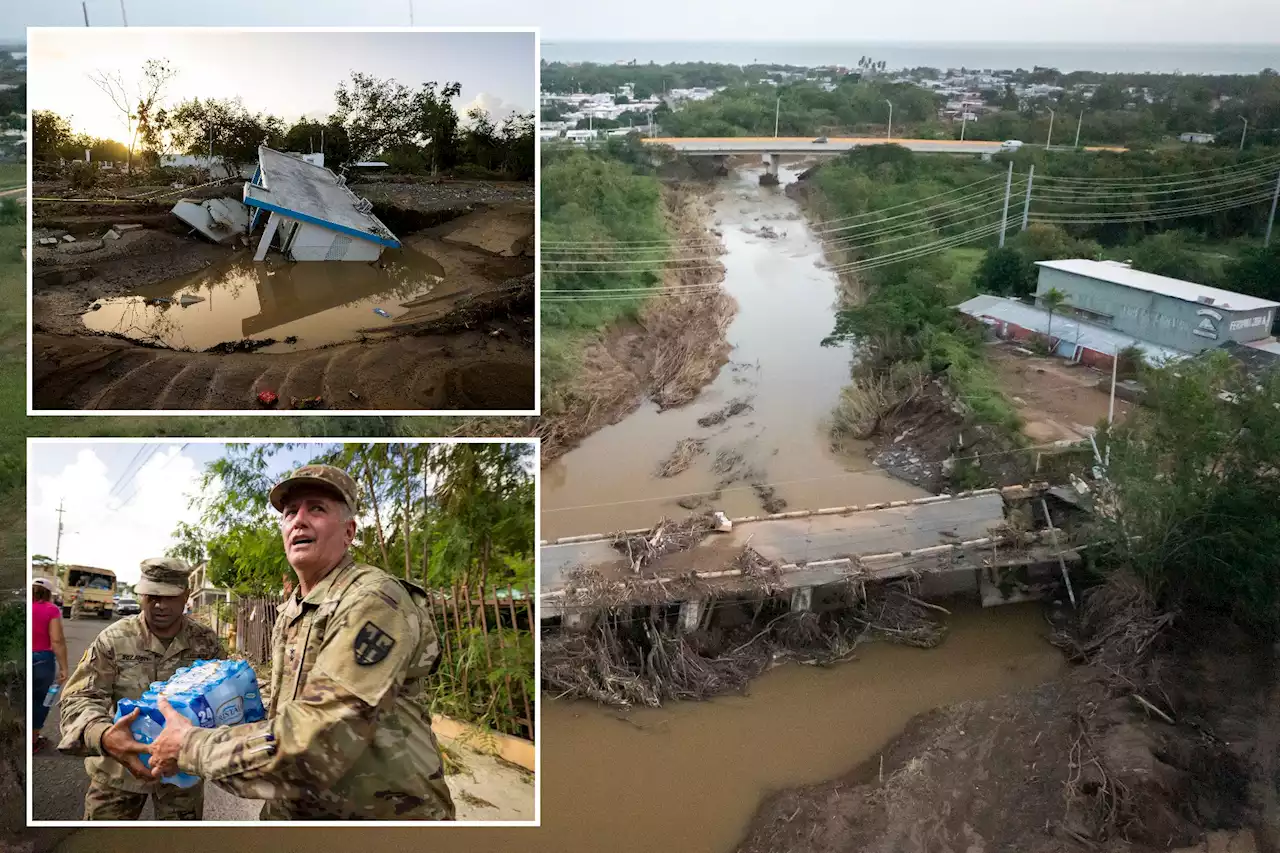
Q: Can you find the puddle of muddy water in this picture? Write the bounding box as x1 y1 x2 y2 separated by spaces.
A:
53 603 1063 850
542 165 925 539
81 248 451 353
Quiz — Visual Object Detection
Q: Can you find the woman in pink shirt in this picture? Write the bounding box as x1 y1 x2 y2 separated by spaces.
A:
31 578 69 753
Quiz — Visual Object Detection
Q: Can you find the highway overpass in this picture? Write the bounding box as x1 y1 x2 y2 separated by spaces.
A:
640 137 1126 178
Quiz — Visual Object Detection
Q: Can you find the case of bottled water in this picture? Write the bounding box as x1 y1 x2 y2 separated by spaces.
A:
114 659 266 787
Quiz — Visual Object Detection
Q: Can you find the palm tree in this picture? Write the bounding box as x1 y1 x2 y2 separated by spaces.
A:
1042 287 1068 343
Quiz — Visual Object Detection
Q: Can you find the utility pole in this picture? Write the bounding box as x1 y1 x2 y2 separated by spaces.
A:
82 2 89 25
1046 107 1056 150
998 161 1013 248
1266 168 1280 247
208 126 213 170
885 99 893 140
774 95 780 138
1074 110 1083 148
960 112 968 141
1239 116 1248 151
119 0 128 25
1021 164 1035 231
1108 349 1119 425
54 500 66 569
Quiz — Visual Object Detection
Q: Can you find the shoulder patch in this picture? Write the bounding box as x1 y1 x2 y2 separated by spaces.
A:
353 621 396 666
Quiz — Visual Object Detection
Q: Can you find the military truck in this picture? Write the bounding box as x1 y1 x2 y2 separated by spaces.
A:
61 565 117 619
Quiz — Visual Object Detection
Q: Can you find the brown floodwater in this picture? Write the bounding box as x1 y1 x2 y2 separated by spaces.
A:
53 603 1064 852
80 248 450 353
541 166 925 540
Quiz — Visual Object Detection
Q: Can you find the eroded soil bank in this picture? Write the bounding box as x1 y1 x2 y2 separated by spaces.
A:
30 178 534 411
536 182 736 460
736 589 1279 853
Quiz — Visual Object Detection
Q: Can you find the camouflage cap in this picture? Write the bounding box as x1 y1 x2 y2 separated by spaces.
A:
135 557 192 597
269 464 358 515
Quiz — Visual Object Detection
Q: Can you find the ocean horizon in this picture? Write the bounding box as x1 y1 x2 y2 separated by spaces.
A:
541 40 1280 76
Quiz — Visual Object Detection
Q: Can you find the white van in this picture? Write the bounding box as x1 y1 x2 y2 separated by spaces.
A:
999 140 1024 152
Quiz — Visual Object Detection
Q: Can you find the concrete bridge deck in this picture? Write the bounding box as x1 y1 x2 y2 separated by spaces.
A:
540 485 1072 619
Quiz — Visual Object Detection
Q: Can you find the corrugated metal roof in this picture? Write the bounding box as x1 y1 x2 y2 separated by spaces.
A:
956 294 1189 363
1035 258 1280 313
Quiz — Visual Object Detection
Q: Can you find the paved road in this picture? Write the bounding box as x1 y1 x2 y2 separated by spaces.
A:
642 136 1127 155
30 615 262 821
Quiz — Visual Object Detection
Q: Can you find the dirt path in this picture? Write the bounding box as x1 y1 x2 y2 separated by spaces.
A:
988 345 1132 443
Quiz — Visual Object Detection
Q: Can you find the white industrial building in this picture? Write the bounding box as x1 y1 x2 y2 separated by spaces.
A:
243 146 399 262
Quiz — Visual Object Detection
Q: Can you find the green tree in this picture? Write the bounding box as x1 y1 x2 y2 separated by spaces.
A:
281 119 352 169
974 247 1028 296
1041 287 1068 340
1125 230 1214 284
32 109 73 163
87 58 176 175
1224 243 1280 307
166 97 285 164
1098 352 1280 635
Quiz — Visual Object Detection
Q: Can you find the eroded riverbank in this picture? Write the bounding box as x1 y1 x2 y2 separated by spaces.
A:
542 165 925 540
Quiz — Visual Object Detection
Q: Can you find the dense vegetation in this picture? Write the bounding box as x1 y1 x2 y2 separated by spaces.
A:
540 137 676 390
33 68 535 180
1099 351 1280 636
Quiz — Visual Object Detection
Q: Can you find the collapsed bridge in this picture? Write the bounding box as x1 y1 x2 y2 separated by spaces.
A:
540 484 1088 630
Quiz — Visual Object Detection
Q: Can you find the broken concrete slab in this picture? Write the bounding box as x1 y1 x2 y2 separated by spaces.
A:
37 237 58 246
61 234 76 243
172 197 249 245
104 228 121 240
61 239 105 255
112 224 144 233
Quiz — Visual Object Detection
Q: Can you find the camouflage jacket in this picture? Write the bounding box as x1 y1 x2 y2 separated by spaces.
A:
57 615 225 793
179 555 455 820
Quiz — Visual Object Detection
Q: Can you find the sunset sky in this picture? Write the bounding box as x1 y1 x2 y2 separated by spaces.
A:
28 28 535 142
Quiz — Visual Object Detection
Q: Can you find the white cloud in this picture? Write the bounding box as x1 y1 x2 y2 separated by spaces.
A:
463 92 519 125
29 446 207 586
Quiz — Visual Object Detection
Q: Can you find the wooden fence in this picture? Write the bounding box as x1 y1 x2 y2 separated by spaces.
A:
234 583 534 743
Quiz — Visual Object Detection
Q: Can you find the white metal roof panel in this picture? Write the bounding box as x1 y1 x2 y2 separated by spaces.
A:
244 146 398 247
1035 258 1279 313
957 294 1189 363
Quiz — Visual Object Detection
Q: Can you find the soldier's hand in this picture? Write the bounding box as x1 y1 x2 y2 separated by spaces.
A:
147 697 193 779
101 710 153 781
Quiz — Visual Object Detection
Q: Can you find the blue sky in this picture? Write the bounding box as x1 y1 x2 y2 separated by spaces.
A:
8 0 1280 45
29 27 534 139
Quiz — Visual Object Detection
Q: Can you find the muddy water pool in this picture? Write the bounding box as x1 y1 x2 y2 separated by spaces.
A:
542 166 923 540
80 248 451 353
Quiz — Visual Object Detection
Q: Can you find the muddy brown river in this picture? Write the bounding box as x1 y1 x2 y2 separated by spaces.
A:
81 248 452 353
542 166 924 540
52 603 1062 850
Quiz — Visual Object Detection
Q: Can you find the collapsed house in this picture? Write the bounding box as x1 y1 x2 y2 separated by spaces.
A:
171 146 399 262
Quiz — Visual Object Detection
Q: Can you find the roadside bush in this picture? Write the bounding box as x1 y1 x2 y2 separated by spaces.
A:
68 161 97 191
0 199 17 226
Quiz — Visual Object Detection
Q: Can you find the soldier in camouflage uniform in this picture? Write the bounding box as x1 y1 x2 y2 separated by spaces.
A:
58 558 224 820
135 464 456 821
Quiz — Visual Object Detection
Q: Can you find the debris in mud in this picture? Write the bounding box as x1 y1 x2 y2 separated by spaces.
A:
291 395 324 410
178 294 205 307
698 397 755 428
712 447 745 475
751 481 787 513
204 338 278 353
611 514 718 573
543 581 949 707
677 490 721 511
655 438 708 478
283 335 298 344
257 390 279 407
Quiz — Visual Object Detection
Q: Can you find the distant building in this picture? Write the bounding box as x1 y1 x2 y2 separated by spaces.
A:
1034 259 1278 354
1178 132 1216 144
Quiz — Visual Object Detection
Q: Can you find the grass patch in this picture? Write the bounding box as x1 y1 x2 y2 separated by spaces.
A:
944 247 984 297
0 162 23 191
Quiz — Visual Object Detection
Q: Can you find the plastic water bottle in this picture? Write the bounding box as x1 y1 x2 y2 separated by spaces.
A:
42 684 60 708
116 658 266 787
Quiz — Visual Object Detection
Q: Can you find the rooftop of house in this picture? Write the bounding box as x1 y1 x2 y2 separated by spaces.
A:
244 146 398 247
1036 258 1280 313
